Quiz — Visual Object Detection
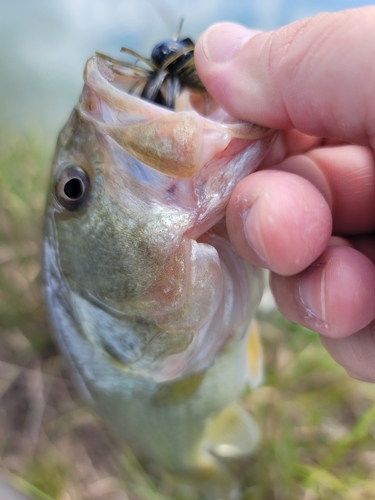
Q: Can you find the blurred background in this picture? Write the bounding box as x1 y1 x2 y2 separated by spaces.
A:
1 1 375 499
1 0 370 142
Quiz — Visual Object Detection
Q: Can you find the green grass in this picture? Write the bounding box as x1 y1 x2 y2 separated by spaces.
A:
1 127 375 499
241 317 375 499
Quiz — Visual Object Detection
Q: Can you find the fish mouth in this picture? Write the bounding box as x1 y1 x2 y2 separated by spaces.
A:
82 53 273 135
78 54 275 180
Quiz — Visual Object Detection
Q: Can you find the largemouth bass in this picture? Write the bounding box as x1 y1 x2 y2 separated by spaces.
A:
43 42 276 499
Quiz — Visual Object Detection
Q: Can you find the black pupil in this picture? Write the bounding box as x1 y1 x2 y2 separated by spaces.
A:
64 178 83 199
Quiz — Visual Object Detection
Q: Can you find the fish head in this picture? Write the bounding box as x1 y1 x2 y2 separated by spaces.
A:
46 54 276 311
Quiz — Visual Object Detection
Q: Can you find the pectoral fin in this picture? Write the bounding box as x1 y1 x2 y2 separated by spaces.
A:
245 320 264 389
204 403 260 459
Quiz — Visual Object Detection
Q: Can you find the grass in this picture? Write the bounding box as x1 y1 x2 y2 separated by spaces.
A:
1 127 375 499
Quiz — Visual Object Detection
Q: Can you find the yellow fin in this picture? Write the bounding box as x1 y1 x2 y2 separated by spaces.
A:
204 403 260 459
245 319 264 389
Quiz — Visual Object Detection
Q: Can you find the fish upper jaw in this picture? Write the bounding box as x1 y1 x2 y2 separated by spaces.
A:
78 55 275 180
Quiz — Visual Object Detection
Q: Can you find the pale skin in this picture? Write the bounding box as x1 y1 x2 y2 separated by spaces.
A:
194 6 375 382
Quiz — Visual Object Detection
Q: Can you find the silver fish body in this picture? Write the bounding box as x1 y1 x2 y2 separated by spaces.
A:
43 53 276 498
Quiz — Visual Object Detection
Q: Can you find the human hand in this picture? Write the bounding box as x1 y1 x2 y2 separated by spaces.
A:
195 7 375 382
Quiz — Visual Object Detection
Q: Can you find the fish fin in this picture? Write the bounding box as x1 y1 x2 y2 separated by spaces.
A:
245 319 264 389
204 403 260 459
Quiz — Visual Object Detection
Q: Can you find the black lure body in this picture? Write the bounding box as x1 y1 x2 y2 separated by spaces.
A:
119 36 205 109
141 38 203 108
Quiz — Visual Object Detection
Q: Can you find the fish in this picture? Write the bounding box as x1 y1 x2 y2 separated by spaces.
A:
43 40 277 499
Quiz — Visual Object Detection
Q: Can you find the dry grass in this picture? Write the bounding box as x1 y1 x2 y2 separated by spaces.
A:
1 128 375 500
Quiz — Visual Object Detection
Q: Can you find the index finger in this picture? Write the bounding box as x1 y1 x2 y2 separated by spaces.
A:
194 8 375 147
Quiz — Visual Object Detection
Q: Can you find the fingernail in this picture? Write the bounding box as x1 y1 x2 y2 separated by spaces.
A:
202 23 256 63
299 264 327 323
243 204 269 265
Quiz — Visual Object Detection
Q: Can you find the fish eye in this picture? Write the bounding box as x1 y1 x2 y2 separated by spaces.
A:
55 164 90 210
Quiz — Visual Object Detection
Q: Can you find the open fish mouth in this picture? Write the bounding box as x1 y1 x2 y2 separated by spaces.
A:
79 54 274 180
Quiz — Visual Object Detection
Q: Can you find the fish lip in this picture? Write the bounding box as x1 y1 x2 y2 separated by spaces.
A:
81 54 274 141
80 55 176 122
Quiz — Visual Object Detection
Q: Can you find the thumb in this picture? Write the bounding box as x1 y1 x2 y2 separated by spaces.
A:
195 8 375 147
